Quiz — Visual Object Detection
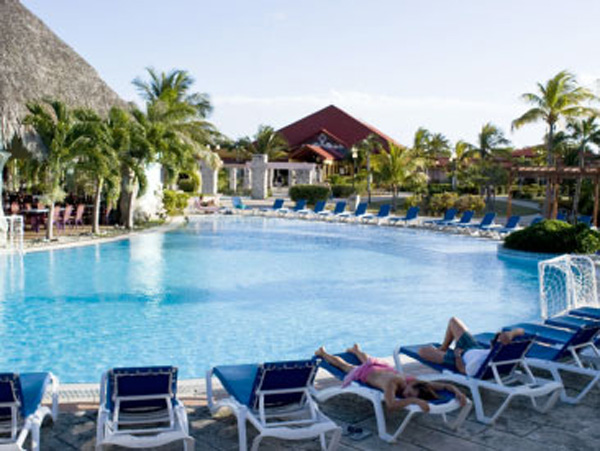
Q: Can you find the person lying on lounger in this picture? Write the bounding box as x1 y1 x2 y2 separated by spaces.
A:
418 317 525 376
315 344 466 412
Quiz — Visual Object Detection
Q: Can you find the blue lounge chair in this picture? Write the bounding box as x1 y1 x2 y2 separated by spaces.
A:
396 337 562 424
424 208 458 226
529 216 543 226
556 212 567 222
494 215 521 234
476 319 600 404
279 199 307 215
207 359 341 451
259 199 285 214
96 366 193 450
317 201 346 219
298 200 326 217
460 212 496 230
359 204 391 224
578 215 592 227
312 352 471 443
232 196 248 210
389 206 420 225
446 210 475 227
336 202 368 222
0 372 59 451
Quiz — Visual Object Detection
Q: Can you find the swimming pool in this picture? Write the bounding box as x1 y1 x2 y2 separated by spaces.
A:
0 216 542 382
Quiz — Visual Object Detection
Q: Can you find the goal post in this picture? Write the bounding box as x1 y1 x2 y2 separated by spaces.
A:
538 254 598 319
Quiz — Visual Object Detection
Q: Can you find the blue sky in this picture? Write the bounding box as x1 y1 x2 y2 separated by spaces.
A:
22 0 600 148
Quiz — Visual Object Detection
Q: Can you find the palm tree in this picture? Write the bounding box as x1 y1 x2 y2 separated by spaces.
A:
238 125 289 160
373 143 428 210
71 108 124 234
355 134 383 203
23 99 76 240
412 127 431 158
566 116 600 218
428 133 452 158
467 123 511 208
451 140 473 190
512 70 596 216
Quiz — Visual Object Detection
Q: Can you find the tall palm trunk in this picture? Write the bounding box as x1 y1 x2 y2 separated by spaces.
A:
392 185 398 211
46 202 55 241
544 124 555 218
92 177 104 235
572 146 584 221
119 167 138 229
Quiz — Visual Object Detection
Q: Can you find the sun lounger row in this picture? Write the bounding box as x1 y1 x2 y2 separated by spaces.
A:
10 305 598 450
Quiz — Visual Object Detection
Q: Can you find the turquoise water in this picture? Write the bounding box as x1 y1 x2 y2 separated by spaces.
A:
0 216 542 383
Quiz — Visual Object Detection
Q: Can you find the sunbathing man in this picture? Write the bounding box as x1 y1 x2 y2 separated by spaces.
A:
418 317 525 376
315 344 466 412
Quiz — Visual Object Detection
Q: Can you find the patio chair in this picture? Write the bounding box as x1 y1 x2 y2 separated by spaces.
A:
51 206 62 232
396 337 562 424
460 212 496 230
298 200 326 217
311 352 471 443
71 204 85 228
388 206 420 226
60 205 73 230
317 201 346 219
0 372 59 451
556 212 567 222
445 210 475 227
480 319 600 404
578 215 592 227
529 216 543 226
279 199 307 215
96 366 193 450
232 196 249 210
207 359 341 451
493 215 521 234
259 199 285 214
336 202 368 222
423 208 458 226
359 204 391 224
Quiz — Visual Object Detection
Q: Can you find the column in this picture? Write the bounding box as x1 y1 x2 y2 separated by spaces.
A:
251 154 269 199
200 161 219 195
243 167 252 191
228 168 238 192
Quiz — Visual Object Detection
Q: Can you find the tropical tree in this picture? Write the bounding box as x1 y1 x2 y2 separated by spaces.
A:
566 116 600 218
130 68 220 226
466 123 511 208
412 127 431 158
70 108 125 234
237 125 289 160
512 70 596 216
428 133 452 158
450 140 474 190
23 99 76 240
373 143 428 210
355 134 383 202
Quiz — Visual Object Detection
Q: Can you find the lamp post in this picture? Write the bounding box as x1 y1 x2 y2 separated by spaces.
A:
351 147 358 190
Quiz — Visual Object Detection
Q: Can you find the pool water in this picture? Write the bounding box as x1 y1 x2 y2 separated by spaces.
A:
0 216 542 382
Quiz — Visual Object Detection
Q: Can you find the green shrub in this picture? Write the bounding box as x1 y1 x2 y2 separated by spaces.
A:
331 184 356 198
428 183 453 194
429 192 459 214
514 184 541 200
163 189 190 215
404 194 422 209
455 194 485 213
504 220 600 254
289 185 330 205
457 185 479 195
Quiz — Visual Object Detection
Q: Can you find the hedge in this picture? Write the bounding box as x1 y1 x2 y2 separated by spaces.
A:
331 184 356 198
163 189 190 215
504 220 600 254
289 185 330 205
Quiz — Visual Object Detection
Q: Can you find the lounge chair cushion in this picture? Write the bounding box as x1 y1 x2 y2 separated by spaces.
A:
213 364 259 408
0 372 50 418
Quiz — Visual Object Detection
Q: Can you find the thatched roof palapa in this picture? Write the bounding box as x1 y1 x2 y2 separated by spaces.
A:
0 0 126 156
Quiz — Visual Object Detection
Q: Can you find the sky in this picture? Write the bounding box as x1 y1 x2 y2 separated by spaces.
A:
21 0 600 149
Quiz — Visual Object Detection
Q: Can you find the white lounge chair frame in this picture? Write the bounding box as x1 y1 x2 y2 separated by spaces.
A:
96 371 193 450
206 368 341 451
394 345 562 424
310 377 471 443
0 373 59 451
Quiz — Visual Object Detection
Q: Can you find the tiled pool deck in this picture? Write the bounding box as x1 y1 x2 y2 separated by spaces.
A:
38 358 599 450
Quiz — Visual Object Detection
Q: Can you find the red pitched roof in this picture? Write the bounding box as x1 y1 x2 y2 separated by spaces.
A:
278 105 400 150
512 147 538 158
289 144 338 161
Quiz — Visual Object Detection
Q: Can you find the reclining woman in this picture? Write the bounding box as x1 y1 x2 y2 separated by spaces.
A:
315 344 466 412
418 317 525 376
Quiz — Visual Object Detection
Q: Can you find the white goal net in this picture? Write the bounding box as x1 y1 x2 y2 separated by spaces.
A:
538 255 599 319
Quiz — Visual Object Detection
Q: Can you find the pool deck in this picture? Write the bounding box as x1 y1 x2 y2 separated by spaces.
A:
39 357 599 450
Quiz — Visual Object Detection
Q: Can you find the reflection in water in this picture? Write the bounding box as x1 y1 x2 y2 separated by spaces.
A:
129 233 165 299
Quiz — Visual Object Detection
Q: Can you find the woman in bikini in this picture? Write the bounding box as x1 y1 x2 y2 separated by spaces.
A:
315 344 467 412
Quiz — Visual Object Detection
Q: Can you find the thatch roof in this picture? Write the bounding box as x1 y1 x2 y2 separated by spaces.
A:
0 0 126 156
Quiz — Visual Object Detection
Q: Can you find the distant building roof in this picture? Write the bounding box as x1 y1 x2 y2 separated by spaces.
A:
278 105 400 153
289 144 339 161
512 147 539 158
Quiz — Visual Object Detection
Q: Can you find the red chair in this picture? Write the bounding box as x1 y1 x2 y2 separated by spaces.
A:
61 205 73 230
72 204 85 228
